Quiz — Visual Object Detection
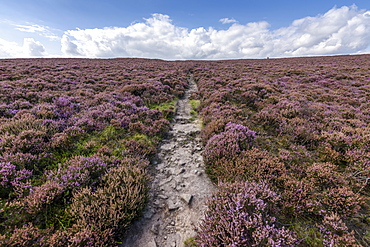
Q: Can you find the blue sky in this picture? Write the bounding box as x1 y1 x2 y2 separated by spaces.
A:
1 0 370 59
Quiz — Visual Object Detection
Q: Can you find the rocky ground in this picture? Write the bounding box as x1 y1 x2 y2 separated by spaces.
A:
121 76 216 247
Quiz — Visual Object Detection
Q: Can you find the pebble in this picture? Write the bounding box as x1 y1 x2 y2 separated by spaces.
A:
168 200 179 211
143 210 154 219
150 224 159 235
177 168 185 174
148 239 157 247
180 194 193 205
159 177 172 186
158 194 168 199
194 170 202 176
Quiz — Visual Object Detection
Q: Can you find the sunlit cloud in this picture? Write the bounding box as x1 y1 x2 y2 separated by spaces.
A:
0 38 22 57
23 38 46 56
61 5 370 59
0 38 46 58
1 5 370 59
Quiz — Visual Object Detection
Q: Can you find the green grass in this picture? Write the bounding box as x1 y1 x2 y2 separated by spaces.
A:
149 98 178 121
184 237 197 247
189 99 200 120
189 99 200 110
149 98 178 111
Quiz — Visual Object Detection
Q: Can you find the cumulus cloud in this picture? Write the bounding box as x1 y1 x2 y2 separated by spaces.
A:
61 5 370 59
271 5 370 56
219 18 238 24
61 13 271 59
0 38 23 57
23 38 46 56
0 38 46 57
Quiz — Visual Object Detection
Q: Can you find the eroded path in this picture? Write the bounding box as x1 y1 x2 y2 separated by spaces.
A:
122 76 216 247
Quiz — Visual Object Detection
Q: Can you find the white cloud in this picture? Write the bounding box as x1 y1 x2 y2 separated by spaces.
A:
61 13 271 59
61 5 370 59
0 38 23 57
219 18 238 24
14 23 60 41
1 5 370 59
61 35 81 56
270 5 370 57
0 38 46 57
23 38 46 56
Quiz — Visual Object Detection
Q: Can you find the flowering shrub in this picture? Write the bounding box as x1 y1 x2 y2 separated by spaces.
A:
0 162 32 197
67 161 147 244
318 213 360 247
0 58 190 245
197 181 298 246
1 55 370 246
204 122 256 165
194 55 370 246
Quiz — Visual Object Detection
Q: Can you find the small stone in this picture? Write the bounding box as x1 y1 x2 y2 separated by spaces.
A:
177 168 185 175
150 224 159 235
180 162 186 166
194 170 202 176
143 210 154 219
168 200 179 211
148 239 157 247
153 200 160 206
159 177 172 186
180 194 193 204
158 194 168 199
170 221 175 226
170 181 177 189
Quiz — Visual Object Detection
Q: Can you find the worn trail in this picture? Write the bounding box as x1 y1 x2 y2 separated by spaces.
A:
121 76 216 247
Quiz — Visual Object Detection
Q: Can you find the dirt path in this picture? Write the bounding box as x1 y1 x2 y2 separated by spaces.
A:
121 76 216 247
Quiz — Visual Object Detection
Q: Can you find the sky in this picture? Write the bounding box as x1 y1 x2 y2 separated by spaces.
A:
1 0 370 59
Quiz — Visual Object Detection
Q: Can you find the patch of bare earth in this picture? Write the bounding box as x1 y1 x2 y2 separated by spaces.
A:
121 76 216 247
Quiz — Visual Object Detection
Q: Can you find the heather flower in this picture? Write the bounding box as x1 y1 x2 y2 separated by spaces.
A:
0 223 48 247
318 213 360 247
46 155 111 189
204 122 256 164
197 181 298 246
68 161 147 244
0 162 32 197
22 181 65 213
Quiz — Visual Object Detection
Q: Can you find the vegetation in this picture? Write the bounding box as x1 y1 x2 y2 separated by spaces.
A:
0 58 189 245
1 55 369 246
194 55 370 246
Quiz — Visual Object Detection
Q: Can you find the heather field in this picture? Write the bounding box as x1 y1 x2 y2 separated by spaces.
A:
193 55 370 246
0 55 369 246
0 58 190 245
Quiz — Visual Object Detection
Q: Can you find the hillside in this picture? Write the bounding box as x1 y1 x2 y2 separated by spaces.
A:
0 55 369 246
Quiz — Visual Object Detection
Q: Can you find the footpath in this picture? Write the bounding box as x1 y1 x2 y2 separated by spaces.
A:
121 75 216 247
